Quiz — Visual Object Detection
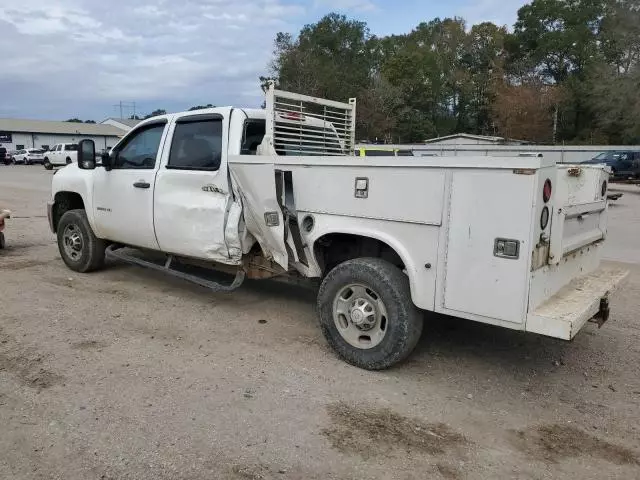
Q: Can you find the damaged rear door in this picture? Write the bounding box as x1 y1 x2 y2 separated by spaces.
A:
153 109 243 264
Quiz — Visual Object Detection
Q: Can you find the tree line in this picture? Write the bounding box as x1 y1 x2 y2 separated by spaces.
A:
261 0 640 145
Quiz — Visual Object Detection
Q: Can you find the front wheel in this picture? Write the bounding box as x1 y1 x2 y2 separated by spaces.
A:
44 158 53 170
317 258 423 370
57 209 106 273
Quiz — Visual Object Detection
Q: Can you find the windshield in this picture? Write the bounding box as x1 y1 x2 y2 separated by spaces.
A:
591 151 630 162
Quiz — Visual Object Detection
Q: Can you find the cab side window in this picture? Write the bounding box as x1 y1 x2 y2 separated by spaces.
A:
113 124 165 169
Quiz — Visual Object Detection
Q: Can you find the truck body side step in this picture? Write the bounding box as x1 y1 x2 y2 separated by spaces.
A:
106 244 245 292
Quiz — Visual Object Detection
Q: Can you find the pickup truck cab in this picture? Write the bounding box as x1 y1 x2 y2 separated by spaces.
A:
581 150 640 180
47 86 627 370
44 143 78 170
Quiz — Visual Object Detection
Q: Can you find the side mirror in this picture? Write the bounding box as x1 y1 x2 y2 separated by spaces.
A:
77 139 96 170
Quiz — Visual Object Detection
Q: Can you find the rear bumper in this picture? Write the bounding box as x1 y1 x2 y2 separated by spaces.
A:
526 267 628 340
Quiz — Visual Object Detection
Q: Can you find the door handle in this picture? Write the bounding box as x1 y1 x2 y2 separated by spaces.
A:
133 181 150 189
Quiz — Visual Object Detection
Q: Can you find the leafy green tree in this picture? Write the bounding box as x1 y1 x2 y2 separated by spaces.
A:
189 104 214 111
511 0 605 83
269 14 375 100
66 118 83 123
262 4 640 145
144 109 167 119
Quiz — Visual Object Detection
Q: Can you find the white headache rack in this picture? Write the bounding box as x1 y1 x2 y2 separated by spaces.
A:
265 82 357 156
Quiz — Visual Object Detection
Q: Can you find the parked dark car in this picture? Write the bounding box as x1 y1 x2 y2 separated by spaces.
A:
581 150 640 179
0 147 10 165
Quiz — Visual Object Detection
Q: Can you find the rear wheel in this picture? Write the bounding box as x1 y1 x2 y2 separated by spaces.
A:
66 157 72 165
44 158 52 170
317 258 423 370
57 209 106 273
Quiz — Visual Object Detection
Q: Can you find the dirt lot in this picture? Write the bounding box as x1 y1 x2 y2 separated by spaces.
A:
1 166 639 480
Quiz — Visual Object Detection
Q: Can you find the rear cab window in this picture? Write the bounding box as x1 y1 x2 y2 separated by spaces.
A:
241 120 266 155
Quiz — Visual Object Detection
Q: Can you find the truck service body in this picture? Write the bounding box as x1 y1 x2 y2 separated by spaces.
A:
47 86 627 369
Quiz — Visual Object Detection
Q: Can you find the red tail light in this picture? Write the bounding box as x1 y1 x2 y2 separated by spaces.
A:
543 179 552 203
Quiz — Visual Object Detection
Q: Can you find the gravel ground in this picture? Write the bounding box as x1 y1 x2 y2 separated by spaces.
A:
1 166 639 480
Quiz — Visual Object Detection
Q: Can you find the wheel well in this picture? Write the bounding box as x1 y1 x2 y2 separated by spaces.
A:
52 192 84 233
313 233 405 275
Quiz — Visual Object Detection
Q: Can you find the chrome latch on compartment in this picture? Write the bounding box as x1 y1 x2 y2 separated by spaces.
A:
354 177 369 199
494 238 520 259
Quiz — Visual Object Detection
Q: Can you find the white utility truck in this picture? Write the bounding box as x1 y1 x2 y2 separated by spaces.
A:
47 85 627 370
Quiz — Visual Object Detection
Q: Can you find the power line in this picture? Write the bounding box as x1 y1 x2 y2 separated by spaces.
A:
112 101 137 119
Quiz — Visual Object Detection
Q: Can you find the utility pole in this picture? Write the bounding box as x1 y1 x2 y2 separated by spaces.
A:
112 101 137 119
553 105 558 145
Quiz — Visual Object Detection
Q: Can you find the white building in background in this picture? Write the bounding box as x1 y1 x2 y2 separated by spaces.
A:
100 117 141 132
0 119 123 152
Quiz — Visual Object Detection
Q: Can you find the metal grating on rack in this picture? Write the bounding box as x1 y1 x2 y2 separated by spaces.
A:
265 82 356 157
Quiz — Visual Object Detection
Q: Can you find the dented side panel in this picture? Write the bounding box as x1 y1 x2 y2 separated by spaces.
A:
229 161 289 270
154 168 242 264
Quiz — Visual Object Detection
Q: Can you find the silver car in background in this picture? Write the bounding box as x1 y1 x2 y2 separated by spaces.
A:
14 148 45 165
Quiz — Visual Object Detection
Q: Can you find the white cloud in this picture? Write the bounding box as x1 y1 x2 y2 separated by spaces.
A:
0 0 306 119
314 0 378 13
457 0 529 28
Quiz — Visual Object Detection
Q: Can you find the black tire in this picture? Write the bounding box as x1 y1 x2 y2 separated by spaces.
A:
57 209 106 273
44 158 53 170
3 159 10 165
0 232 5 249
25 159 31 165
66 157 72 165
317 258 423 370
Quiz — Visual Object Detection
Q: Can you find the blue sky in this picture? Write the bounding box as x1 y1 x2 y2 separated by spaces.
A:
0 0 530 121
